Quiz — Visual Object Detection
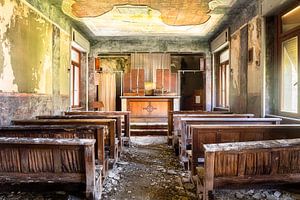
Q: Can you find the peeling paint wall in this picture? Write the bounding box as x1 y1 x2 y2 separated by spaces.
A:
247 17 262 116
230 30 242 113
229 18 262 116
211 1 262 116
0 0 72 125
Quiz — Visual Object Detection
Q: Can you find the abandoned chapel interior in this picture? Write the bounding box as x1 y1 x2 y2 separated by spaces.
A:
1 0 300 199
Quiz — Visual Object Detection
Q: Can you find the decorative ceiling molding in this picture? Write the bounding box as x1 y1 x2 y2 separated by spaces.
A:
63 0 212 26
61 0 236 37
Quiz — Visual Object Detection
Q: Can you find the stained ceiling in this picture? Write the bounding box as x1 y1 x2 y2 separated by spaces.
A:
59 0 240 37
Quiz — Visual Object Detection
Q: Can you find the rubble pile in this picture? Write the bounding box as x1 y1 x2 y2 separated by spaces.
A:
102 144 197 200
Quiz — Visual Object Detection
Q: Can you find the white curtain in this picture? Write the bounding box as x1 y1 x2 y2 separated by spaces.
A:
98 73 116 111
131 53 171 83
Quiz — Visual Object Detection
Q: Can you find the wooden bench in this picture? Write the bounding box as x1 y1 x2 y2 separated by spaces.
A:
191 124 300 175
12 119 118 162
171 114 255 148
198 138 300 200
65 111 131 140
168 111 233 143
0 125 108 178
179 118 282 161
0 137 101 200
37 115 123 151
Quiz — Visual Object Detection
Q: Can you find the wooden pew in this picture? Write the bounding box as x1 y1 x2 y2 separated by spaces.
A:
168 111 233 143
171 114 255 148
191 124 300 175
199 138 300 200
65 111 131 140
180 118 282 161
0 125 108 177
0 137 101 200
37 115 123 151
12 119 118 161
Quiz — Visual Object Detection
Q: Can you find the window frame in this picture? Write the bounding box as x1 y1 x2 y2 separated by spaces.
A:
71 47 81 108
216 60 230 108
277 4 300 118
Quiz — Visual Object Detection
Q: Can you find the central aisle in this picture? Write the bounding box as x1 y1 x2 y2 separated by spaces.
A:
102 144 197 200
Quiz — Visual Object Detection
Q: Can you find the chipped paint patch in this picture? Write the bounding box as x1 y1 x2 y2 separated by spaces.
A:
0 0 18 92
0 0 53 94
0 39 18 92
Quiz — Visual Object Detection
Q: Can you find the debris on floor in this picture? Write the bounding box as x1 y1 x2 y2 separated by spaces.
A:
102 144 197 200
0 143 300 200
214 188 297 200
102 143 300 200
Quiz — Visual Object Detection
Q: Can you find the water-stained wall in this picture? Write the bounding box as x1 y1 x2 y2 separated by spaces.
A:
0 0 72 125
211 1 262 116
229 16 262 116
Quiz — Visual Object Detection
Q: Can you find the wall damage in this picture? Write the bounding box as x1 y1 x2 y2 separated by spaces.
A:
0 0 72 125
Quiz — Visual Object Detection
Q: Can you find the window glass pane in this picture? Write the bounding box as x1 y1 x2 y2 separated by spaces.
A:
282 6 300 33
71 49 80 63
281 37 298 113
222 65 225 106
74 66 80 106
70 65 74 106
225 64 230 107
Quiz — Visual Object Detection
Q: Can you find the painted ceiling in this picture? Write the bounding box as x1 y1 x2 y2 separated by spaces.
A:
62 0 237 37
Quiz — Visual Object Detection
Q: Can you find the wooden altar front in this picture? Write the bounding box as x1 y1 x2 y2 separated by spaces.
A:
121 96 180 123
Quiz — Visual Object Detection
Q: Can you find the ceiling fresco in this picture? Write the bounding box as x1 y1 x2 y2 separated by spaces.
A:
62 0 236 36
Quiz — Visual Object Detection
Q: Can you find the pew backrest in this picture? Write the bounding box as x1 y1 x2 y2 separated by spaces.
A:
0 137 99 199
11 119 117 159
0 125 106 165
191 124 300 174
172 114 255 137
182 117 282 141
203 138 300 199
65 111 131 138
168 111 234 138
36 115 123 149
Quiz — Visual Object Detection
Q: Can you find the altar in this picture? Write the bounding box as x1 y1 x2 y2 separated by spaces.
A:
121 96 180 122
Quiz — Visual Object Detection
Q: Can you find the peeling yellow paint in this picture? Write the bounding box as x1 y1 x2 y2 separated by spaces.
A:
0 0 18 92
0 0 55 94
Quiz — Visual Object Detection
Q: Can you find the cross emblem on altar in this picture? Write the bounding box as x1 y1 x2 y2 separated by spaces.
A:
143 102 157 113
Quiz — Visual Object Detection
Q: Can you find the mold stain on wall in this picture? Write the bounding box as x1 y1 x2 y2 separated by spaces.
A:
0 0 53 94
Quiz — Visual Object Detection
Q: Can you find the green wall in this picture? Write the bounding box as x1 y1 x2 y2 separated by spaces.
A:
0 0 71 94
